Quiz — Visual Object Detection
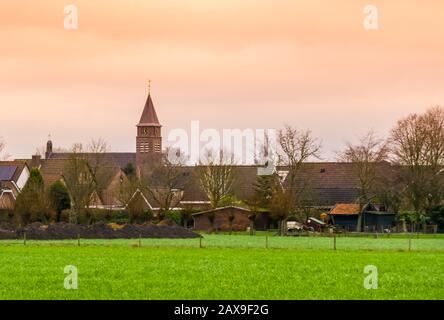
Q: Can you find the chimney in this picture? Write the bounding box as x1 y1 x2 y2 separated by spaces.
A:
31 155 42 168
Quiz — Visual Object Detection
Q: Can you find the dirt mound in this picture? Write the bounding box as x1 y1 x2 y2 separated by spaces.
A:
0 222 16 231
0 222 18 239
6 222 201 240
0 229 17 240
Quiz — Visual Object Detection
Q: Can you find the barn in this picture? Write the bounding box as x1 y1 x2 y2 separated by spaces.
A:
192 206 269 232
328 203 396 232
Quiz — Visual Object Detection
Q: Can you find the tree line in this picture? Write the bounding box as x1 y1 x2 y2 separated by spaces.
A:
6 106 444 232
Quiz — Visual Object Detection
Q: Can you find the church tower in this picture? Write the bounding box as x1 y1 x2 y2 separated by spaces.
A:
136 88 162 169
45 136 53 159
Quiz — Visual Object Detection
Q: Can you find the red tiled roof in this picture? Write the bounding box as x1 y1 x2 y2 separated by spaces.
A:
329 203 361 215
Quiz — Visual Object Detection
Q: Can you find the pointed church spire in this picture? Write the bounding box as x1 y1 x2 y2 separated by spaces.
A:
138 82 161 126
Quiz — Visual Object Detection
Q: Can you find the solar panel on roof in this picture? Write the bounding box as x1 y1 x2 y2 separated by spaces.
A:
0 166 17 181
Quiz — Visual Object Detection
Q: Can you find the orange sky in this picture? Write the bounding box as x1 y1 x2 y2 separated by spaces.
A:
1 0 444 160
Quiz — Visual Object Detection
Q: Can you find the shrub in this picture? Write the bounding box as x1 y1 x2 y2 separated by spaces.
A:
164 211 181 225
14 168 47 225
0 209 14 223
429 206 444 230
48 181 71 222
59 209 129 225
60 209 74 223
109 210 130 224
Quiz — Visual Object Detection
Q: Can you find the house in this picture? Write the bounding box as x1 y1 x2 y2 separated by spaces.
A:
0 161 30 210
125 187 184 213
328 203 396 232
192 206 270 232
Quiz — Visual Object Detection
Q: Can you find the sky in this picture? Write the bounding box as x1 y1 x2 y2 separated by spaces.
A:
1 0 444 160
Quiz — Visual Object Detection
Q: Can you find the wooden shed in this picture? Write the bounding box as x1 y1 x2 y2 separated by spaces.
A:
328 203 396 232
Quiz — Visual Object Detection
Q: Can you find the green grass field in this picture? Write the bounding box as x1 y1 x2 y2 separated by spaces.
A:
1 235 443 300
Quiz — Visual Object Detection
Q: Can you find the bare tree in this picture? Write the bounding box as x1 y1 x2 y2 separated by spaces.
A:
338 131 389 201
273 126 321 235
390 107 444 224
373 161 405 213
0 138 4 157
278 126 322 170
86 139 115 200
0 138 10 160
118 170 139 208
62 139 113 224
62 144 91 223
337 130 389 231
196 149 236 210
421 107 444 212
141 148 187 220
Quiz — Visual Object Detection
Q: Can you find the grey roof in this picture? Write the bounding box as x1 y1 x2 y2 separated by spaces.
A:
47 152 136 168
0 166 16 181
315 188 359 205
0 161 28 183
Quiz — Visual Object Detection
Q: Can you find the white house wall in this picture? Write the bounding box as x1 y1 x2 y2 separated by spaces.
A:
16 166 30 190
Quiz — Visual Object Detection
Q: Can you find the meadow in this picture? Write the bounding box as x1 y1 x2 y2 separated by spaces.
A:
0 234 443 300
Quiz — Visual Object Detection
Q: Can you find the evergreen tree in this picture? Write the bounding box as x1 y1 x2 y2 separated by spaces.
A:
253 173 280 208
48 180 71 222
14 168 46 225
123 162 136 179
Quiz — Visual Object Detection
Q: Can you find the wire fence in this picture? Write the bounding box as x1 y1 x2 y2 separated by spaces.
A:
1 233 444 252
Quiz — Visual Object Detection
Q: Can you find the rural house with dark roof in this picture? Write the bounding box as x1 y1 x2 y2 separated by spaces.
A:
0 161 30 210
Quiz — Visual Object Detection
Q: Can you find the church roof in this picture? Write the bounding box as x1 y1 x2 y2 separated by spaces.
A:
45 153 136 169
138 94 161 127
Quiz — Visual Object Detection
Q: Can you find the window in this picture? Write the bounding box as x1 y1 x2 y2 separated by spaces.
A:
140 142 150 153
154 141 161 153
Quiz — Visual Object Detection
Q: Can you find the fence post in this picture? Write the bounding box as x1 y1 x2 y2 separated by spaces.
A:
333 233 337 251
77 234 80 247
199 237 202 248
139 234 142 247
266 235 269 249
408 234 412 251
23 232 26 246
